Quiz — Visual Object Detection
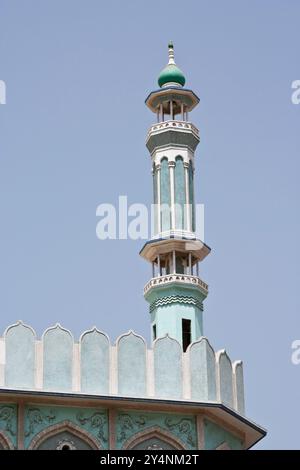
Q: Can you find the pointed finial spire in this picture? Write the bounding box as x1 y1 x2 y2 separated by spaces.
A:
168 41 175 65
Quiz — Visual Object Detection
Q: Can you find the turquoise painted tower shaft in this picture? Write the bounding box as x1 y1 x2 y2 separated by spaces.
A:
140 43 211 350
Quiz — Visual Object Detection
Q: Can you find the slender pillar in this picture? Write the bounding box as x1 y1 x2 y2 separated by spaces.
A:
156 164 161 233
170 100 173 120
169 161 176 230
189 252 192 275
181 102 184 121
172 250 176 274
184 162 191 231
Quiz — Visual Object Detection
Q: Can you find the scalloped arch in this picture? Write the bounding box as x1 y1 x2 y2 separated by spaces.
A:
79 327 110 345
42 323 74 342
4 320 36 339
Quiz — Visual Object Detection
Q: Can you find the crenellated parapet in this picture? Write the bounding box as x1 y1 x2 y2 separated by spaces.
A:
0 321 244 416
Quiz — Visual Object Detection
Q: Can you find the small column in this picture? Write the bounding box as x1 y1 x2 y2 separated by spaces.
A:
188 252 192 275
156 106 160 122
184 162 191 231
169 161 176 230
170 100 174 120
181 103 184 121
160 103 163 122
184 105 187 121
172 250 176 274
157 255 161 276
156 163 161 233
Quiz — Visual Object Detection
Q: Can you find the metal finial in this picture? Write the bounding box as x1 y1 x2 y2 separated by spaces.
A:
168 42 175 65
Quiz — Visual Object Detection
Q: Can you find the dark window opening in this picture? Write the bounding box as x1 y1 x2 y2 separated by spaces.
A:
153 324 157 340
182 319 191 352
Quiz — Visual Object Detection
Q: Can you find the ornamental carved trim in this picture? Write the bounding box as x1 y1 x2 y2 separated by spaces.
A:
117 414 147 442
0 406 16 437
25 408 56 437
165 417 196 447
76 411 107 442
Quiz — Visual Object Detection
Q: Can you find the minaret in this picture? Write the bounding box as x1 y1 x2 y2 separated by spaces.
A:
140 43 211 350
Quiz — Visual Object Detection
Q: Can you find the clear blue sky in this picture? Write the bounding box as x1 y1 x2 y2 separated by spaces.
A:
0 0 299 449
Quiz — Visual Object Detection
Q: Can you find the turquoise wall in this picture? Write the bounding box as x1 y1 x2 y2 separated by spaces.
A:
0 402 245 450
151 303 203 345
204 419 243 450
147 283 205 345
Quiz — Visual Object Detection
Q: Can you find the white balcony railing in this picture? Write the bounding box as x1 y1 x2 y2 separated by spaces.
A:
147 120 199 140
144 274 208 296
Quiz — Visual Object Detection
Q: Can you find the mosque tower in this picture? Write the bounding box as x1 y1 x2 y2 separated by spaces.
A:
141 42 210 350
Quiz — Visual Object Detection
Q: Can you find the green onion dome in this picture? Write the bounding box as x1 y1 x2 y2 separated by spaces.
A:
158 42 186 88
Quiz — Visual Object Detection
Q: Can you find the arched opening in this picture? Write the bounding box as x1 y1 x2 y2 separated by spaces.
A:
123 426 186 450
28 420 100 450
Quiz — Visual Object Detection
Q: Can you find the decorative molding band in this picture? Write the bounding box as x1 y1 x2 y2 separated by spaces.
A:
149 295 203 313
144 274 208 296
147 120 199 138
